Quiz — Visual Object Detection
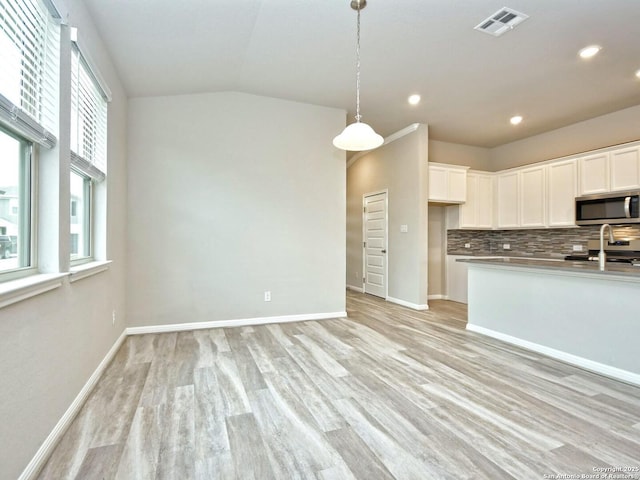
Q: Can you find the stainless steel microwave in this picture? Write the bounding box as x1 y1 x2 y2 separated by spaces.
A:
575 191 640 225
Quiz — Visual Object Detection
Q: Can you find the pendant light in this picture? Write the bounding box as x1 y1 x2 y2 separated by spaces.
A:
333 0 384 151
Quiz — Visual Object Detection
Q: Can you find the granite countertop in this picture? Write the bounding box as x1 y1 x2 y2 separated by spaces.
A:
458 256 640 280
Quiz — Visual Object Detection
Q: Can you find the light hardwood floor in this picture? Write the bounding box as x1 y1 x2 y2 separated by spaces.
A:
38 291 640 479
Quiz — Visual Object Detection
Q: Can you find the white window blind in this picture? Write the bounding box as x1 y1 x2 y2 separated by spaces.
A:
70 43 107 181
0 0 59 147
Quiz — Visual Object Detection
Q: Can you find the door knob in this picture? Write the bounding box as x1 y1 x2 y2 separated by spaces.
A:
381 249 387 253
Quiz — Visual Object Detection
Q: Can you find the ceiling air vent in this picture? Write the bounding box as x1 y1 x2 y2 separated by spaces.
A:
474 7 529 37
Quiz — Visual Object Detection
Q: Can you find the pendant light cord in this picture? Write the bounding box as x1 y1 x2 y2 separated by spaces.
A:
355 5 362 122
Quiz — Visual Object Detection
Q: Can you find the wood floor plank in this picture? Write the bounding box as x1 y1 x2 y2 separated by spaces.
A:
36 290 640 479
192 367 229 458
214 352 252 417
324 427 394 480
226 412 276 480
269 356 346 432
114 405 164 480
74 444 122 480
332 397 456 480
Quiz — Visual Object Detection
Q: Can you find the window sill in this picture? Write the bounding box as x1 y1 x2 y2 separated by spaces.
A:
0 273 68 309
69 260 112 283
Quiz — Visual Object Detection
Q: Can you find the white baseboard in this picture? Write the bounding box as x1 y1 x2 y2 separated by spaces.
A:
346 284 364 293
467 324 640 387
427 294 445 300
126 311 348 335
18 330 128 480
386 296 428 311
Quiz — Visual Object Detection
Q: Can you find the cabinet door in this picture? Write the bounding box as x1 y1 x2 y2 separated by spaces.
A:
446 255 470 304
579 153 609 195
610 146 640 192
428 166 449 201
476 174 494 228
448 169 467 203
548 159 577 227
459 174 478 227
520 166 546 227
496 172 519 228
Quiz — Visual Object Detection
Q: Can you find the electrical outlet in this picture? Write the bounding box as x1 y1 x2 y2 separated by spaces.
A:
112 310 116 326
464 243 471 248
503 243 511 250
400 224 408 233
264 291 271 302
572 245 583 252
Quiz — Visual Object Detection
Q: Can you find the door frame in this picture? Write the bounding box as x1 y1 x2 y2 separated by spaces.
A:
362 189 389 298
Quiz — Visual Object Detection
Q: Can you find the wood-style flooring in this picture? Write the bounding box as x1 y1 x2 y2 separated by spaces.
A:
38 291 640 479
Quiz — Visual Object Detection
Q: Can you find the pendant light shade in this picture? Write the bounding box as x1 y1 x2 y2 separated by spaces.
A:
333 121 384 151
333 0 383 152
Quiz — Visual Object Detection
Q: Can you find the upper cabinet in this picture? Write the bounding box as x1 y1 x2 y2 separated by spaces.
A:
428 163 468 204
444 140 640 231
519 165 547 227
579 145 640 195
460 172 493 229
547 159 577 227
610 146 640 192
496 171 520 228
579 152 610 195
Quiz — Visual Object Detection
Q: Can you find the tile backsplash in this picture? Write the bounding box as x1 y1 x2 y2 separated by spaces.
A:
447 225 640 258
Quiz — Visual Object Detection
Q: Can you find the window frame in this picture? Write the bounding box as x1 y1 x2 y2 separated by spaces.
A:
0 125 37 282
69 167 93 266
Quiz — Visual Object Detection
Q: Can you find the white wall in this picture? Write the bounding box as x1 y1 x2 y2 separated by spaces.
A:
490 104 640 171
431 104 640 173
126 92 346 327
429 140 491 171
346 125 429 307
0 1 128 478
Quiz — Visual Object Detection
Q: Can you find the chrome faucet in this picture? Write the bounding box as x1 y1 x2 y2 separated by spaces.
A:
598 223 615 270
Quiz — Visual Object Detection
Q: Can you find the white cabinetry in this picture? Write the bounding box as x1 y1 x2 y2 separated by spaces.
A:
579 146 640 195
459 172 493 228
446 255 470 304
496 171 519 228
579 152 610 195
428 163 468 204
610 146 640 191
519 165 546 227
547 159 577 227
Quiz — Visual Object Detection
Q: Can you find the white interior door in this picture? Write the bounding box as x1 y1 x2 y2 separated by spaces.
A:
363 192 387 298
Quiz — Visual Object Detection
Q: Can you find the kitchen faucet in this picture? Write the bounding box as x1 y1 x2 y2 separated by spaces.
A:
598 223 615 270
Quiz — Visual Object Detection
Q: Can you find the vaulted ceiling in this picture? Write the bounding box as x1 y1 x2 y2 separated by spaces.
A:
84 0 640 148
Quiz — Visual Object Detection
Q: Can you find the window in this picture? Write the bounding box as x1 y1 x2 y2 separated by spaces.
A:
0 0 59 143
69 41 108 263
0 0 59 280
0 127 32 273
69 169 91 260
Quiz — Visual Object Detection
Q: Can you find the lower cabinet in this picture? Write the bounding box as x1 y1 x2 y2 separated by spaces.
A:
446 255 471 304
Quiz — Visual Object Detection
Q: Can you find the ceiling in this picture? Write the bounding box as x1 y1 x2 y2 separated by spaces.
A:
83 0 640 148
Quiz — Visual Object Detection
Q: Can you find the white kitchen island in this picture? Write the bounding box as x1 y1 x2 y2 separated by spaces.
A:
462 257 640 386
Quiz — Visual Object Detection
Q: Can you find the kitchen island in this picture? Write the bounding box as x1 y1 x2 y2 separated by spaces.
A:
461 257 640 385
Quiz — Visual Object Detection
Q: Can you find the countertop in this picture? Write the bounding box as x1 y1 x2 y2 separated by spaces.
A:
458 256 640 280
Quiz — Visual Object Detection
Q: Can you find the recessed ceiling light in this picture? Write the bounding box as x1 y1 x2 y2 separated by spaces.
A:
579 45 601 59
510 115 523 125
408 94 421 105
635 69 640 79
